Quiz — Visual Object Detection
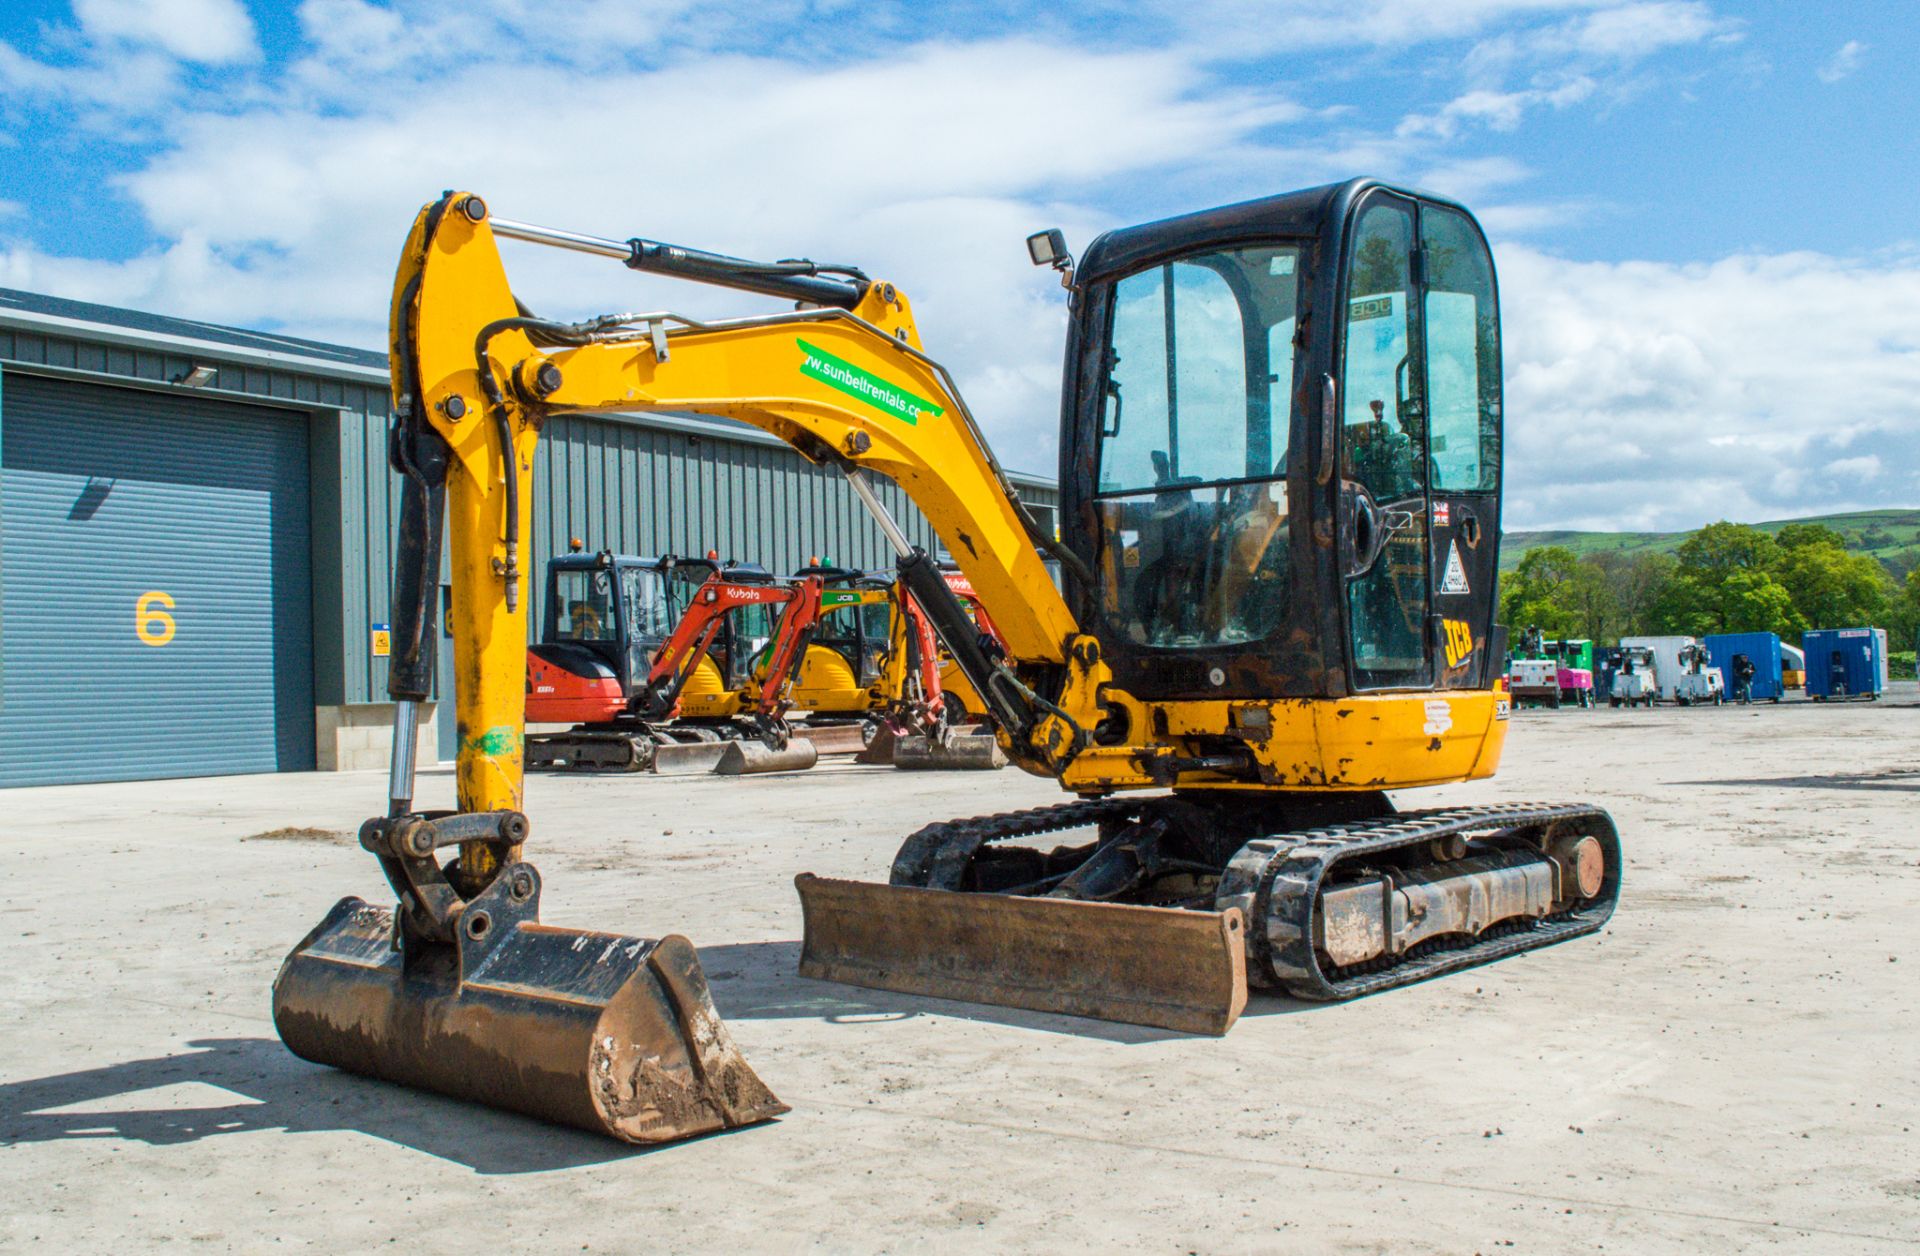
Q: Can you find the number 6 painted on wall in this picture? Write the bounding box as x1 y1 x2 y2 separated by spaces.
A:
136 590 176 646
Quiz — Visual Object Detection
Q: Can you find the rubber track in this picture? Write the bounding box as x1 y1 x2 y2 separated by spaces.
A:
891 797 1622 1004
1218 801 1621 1001
889 797 1140 889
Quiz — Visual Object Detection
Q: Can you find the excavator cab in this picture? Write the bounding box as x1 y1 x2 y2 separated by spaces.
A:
1058 181 1503 705
528 551 714 727
802 181 1612 1027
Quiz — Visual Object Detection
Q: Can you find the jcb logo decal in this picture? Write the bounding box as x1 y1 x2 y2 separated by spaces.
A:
1442 619 1474 669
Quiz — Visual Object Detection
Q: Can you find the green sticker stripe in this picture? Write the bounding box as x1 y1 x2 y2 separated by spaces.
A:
798 338 943 426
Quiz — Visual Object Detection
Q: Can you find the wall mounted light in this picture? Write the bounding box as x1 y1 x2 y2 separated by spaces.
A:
173 364 217 387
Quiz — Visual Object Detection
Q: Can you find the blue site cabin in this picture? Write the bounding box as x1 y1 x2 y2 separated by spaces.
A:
1802 628 1883 700
1704 632 1784 702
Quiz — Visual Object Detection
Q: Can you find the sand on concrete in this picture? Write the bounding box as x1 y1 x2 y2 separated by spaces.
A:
2 692 1917 1252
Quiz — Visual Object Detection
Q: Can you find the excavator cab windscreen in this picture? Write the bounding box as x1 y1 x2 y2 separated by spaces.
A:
1093 244 1299 654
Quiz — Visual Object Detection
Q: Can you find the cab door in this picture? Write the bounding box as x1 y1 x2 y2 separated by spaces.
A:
1338 193 1432 689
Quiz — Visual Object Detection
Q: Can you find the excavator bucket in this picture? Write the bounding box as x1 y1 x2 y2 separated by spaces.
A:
794 873 1247 1035
273 863 786 1143
714 738 818 775
643 738 816 775
890 727 1007 771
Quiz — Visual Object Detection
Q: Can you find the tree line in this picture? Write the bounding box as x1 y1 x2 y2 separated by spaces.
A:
1500 521 1920 649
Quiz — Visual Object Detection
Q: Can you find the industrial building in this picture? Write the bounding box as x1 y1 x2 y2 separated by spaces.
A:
0 288 1057 786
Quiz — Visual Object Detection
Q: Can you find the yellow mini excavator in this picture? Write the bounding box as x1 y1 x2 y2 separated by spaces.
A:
274 179 1621 1143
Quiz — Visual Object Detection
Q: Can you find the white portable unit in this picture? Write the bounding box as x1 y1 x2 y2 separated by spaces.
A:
1620 635 1723 704
1607 646 1659 707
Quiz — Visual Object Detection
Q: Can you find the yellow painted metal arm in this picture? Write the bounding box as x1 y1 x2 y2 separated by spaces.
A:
410 203 1077 667
397 192 1094 807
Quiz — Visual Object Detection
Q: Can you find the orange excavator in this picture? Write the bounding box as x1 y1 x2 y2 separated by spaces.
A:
526 553 820 773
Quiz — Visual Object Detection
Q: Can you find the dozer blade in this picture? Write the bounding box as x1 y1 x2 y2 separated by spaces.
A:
714 739 818 775
272 862 785 1144
647 741 737 775
794 873 1247 1035
890 729 1007 771
797 722 870 757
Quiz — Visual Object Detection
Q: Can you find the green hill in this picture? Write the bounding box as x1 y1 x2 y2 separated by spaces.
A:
1500 508 1920 574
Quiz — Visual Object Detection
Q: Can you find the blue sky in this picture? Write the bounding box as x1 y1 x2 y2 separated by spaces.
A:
2 0 1917 530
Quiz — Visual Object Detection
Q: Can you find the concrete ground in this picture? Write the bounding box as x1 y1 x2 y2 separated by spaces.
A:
3 691 1918 1254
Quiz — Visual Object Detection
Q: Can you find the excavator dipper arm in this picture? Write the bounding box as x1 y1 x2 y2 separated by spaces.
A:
269 194 787 1143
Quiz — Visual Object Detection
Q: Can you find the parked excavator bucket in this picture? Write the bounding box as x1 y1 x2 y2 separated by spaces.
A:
890 727 1007 771
794 873 1247 1035
715 738 818 775
853 721 901 765
273 862 786 1143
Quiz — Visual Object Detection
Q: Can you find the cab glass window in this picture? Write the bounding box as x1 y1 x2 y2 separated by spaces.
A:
1420 206 1501 492
1095 245 1301 649
552 569 617 642
620 567 676 644
1340 206 1420 502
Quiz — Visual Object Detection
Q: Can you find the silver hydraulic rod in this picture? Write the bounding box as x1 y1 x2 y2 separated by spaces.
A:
490 217 632 261
842 467 914 559
388 698 420 817
485 207 866 310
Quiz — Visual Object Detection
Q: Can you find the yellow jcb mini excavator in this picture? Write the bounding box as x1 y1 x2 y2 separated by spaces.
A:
275 178 1622 1142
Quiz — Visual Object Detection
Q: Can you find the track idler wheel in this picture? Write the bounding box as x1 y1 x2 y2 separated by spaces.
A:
272 862 786 1143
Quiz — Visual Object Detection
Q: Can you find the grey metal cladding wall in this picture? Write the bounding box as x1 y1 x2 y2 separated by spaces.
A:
526 413 949 632
328 404 402 707
0 318 1059 715
337 408 1054 705
0 373 314 785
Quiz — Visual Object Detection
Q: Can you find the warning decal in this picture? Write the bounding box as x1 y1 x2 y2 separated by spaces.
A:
1439 541 1471 595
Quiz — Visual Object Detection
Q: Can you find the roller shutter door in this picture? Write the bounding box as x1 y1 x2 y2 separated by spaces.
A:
0 373 314 785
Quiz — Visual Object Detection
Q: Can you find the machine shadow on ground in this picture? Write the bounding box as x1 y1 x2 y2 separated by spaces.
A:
1671 768 1920 792
700 940 1314 1043
0 1038 683 1174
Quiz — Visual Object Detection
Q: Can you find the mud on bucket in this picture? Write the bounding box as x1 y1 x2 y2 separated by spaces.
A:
271 862 786 1144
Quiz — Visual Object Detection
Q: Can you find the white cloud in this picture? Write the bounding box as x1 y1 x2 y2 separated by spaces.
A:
1500 246 1920 529
0 37 1300 474
71 0 259 65
1399 77 1594 140
1461 0 1732 80
9 0 1903 533
1816 39 1866 84
1146 0 1609 55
